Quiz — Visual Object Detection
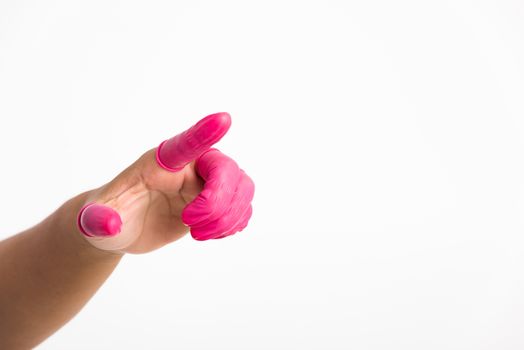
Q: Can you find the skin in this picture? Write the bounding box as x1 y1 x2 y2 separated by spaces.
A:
80 150 207 253
0 191 123 350
0 113 254 349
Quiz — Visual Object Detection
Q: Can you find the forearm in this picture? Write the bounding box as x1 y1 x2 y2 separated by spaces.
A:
0 191 123 349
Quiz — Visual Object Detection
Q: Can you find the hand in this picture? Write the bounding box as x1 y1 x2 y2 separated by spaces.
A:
76 112 255 254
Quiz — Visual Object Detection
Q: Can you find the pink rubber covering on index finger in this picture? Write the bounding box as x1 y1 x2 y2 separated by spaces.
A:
156 112 232 172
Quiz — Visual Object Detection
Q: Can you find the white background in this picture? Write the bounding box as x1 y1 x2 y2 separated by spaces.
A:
1 0 524 349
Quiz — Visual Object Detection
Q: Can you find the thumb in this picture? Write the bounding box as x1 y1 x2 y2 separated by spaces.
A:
77 203 122 237
156 112 232 172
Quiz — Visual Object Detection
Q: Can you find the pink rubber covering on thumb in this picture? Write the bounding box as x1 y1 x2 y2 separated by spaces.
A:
77 203 122 237
156 112 232 172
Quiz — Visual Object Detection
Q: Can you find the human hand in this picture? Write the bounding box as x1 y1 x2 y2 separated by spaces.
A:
76 112 254 254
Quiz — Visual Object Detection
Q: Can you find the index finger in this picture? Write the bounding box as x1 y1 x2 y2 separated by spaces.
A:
156 112 232 172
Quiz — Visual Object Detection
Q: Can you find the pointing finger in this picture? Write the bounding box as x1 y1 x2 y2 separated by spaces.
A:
156 112 232 172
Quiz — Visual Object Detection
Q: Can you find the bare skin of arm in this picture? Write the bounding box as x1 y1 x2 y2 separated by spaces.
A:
0 143 209 348
0 114 255 349
0 190 123 349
